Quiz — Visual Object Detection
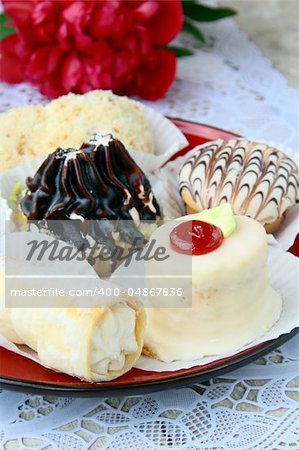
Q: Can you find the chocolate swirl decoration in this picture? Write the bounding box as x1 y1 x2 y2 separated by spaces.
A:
81 133 160 222
179 139 299 226
21 134 160 250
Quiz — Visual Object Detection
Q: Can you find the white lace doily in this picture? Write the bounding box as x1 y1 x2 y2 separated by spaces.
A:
0 11 298 450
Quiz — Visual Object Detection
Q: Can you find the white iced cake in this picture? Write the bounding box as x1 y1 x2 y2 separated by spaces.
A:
144 205 282 362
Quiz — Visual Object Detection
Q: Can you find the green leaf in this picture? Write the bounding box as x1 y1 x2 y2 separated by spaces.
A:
182 19 206 43
0 13 15 40
168 46 194 57
182 1 236 22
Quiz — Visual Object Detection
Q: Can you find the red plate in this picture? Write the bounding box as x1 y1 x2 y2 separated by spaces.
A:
1 120 298 397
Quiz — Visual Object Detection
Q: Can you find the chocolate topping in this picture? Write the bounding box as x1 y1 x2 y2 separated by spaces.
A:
81 133 160 221
21 134 160 248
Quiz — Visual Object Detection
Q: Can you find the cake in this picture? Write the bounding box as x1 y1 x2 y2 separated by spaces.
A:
179 139 299 233
0 90 154 174
20 134 160 275
0 256 146 382
143 205 282 362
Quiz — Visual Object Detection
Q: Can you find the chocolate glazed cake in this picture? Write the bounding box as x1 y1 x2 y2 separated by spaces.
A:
21 134 160 272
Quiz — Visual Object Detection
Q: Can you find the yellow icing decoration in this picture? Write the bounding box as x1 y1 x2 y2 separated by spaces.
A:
187 204 236 238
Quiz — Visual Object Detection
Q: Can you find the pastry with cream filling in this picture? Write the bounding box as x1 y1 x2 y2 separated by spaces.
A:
179 139 299 233
0 259 145 382
143 205 282 362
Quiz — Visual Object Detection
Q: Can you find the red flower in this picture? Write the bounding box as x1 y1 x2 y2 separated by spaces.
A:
0 0 183 100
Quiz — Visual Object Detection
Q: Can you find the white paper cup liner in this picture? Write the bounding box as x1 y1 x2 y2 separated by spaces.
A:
139 103 188 170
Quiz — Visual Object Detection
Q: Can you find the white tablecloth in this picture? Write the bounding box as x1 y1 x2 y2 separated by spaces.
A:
0 13 298 450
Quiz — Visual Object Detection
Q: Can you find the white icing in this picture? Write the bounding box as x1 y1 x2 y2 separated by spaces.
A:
138 184 145 197
144 215 282 362
123 188 131 206
63 150 83 166
145 193 157 214
136 186 157 214
89 133 113 147
129 207 140 226
69 213 84 222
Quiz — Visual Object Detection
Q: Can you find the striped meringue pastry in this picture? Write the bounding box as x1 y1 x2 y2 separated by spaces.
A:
179 139 299 233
